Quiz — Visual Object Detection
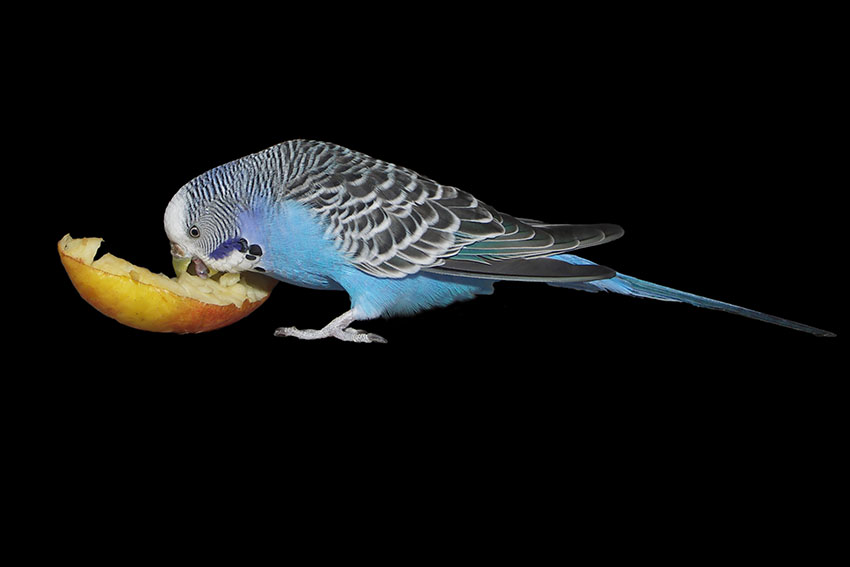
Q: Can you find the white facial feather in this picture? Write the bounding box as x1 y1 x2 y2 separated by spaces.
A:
164 192 193 257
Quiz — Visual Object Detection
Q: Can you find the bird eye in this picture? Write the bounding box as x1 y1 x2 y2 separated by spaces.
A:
189 226 201 238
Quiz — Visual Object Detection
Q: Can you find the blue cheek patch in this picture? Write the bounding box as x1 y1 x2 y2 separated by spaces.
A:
210 237 248 260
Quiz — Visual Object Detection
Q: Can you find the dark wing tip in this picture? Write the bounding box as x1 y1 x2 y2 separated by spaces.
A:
547 222 624 249
430 257 615 283
600 223 625 241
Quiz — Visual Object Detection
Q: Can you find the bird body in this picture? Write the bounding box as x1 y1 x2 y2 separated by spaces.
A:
164 139 834 341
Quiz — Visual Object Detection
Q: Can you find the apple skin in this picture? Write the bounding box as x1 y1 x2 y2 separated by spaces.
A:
59 238 273 334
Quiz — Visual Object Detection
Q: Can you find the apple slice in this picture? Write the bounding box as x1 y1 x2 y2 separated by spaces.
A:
59 234 276 333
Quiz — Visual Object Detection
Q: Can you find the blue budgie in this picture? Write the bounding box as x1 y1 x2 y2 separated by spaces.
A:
164 139 834 343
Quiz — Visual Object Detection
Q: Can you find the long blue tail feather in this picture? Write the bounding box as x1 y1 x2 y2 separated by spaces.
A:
551 254 835 337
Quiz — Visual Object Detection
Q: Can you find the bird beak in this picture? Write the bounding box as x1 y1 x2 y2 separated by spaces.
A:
190 257 210 279
170 242 211 279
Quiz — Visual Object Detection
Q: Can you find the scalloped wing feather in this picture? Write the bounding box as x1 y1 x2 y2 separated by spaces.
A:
284 141 623 281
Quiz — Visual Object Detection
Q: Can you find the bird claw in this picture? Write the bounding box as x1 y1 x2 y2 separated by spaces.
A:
339 328 388 344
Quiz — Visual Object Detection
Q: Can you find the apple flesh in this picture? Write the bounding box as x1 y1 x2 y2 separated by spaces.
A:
59 234 276 333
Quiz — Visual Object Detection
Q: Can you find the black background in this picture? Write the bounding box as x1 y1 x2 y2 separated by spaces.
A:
22 7 843 554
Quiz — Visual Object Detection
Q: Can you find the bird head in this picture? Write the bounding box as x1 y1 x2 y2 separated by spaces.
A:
164 176 259 279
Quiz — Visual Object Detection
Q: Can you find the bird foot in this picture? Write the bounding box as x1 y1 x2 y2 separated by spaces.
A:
273 309 387 344
274 326 387 343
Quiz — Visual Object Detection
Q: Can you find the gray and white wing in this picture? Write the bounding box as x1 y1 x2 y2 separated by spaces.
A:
284 140 622 282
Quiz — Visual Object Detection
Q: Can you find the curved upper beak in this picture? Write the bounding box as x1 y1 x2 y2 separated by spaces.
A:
190 257 210 278
170 242 210 279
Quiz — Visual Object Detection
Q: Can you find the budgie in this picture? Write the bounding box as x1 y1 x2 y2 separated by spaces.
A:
164 139 834 342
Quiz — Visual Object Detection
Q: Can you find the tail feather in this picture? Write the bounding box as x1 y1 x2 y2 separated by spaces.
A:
551 254 835 337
